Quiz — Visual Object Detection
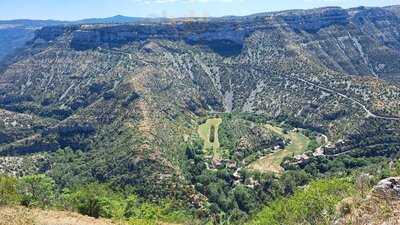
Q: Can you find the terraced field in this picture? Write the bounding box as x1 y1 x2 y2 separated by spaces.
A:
197 118 223 158
248 124 311 174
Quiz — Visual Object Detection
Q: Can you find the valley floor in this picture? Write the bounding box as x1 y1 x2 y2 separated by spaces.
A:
248 124 311 173
197 118 223 158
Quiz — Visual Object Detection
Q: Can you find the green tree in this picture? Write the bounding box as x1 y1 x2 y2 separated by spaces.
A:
17 174 55 208
69 183 108 218
233 185 256 213
69 183 125 219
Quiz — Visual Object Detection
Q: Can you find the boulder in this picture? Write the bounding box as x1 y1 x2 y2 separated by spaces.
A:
373 177 400 199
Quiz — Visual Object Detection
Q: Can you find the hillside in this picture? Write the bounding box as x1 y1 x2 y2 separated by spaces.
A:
0 16 157 63
0 5 400 224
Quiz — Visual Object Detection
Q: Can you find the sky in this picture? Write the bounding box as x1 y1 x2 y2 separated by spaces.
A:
0 0 399 20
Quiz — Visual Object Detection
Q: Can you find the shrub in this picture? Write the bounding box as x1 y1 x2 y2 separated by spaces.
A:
125 195 191 223
68 183 122 218
0 175 19 205
249 178 355 225
394 159 400 176
209 125 216 143
16 174 55 208
233 185 256 213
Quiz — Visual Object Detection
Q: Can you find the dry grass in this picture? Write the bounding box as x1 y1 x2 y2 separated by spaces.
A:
335 193 400 225
0 206 185 225
0 206 35 225
0 206 122 225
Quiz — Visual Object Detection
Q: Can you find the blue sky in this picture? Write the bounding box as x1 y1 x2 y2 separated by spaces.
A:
0 0 399 20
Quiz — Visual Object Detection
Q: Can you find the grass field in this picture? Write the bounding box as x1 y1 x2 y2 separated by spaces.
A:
248 124 310 174
197 118 223 158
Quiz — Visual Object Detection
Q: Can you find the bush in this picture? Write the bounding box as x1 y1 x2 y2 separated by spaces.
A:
394 159 400 176
0 175 19 205
233 185 256 213
249 178 355 225
17 174 55 208
68 183 124 218
125 195 191 223
209 125 216 143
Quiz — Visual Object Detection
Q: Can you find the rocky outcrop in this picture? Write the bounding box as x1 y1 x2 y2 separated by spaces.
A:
34 25 79 42
69 22 249 56
277 7 349 32
62 6 398 63
373 177 400 199
67 7 352 54
335 177 400 225
351 7 399 24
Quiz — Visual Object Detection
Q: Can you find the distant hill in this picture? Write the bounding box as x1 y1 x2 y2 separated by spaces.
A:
0 19 66 28
0 15 155 62
74 15 143 24
0 20 64 62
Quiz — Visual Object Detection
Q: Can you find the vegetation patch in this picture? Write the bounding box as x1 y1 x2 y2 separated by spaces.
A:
197 117 223 158
0 174 193 225
248 178 355 225
248 124 311 173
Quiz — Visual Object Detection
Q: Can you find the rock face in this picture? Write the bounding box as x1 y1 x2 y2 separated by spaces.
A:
33 6 395 78
69 22 249 56
34 25 79 42
61 8 352 54
278 7 349 32
4 6 400 73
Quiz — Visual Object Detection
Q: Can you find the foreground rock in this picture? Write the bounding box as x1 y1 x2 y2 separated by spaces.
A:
335 177 400 225
373 177 400 199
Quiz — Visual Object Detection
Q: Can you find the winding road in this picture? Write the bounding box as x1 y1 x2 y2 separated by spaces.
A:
97 47 400 121
293 76 400 121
